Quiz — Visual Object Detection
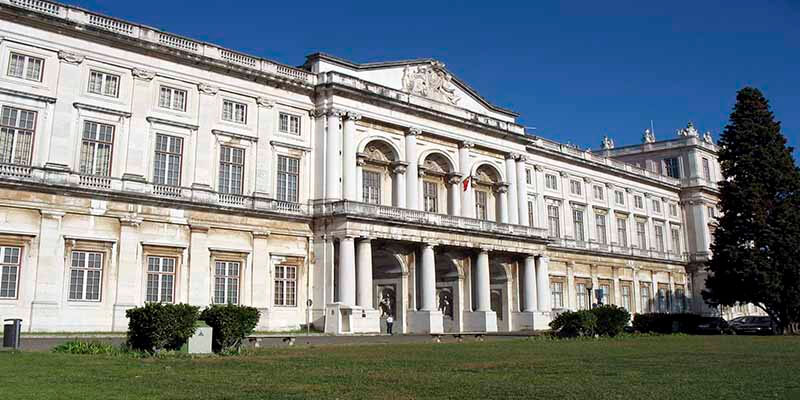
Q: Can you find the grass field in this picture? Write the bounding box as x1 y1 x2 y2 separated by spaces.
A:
2 335 800 399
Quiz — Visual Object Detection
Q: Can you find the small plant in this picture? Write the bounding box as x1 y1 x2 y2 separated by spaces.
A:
591 305 630 337
52 341 117 355
549 310 597 338
126 302 200 353
200 304 260 353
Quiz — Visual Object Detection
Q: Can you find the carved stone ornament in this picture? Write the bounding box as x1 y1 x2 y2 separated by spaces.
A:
517 154 528 162
601 135 615 150
326 108 344 118
197 83 219 96
677 122 699 138
132 68 155 81
703 131 714 144
345 112 362 121
407 126 422 136
495 183 509 194
505 152 519 160
256 97 275 108
460 141 475 149
391 161 408 174
58 50 84 64
533 164 543 172
447 173 463 185
642 128 656 144
401 61 460 105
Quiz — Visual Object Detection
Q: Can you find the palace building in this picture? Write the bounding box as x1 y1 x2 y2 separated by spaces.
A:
0 0 737 334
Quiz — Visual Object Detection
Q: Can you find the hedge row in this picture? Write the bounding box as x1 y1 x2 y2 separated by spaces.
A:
126 303 260 354
631 313 704 334
549 305 631 338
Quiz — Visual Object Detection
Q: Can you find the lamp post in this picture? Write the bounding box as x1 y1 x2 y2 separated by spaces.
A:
586 285 593 310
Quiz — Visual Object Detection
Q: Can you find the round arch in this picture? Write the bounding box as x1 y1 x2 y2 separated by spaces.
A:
471 160 505 182
357 136 402 161
418 149 457 173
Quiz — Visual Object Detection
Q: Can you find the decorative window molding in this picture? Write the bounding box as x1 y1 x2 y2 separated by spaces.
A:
146 116 199 131
212 129 258 142
73 102 132 118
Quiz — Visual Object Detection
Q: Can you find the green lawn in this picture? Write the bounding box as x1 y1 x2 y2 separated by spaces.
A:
3 335 800 399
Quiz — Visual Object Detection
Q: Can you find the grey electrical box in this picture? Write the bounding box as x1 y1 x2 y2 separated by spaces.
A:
187 322 212 354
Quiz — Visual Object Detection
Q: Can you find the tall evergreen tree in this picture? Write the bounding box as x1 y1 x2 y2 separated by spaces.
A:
703 87 800 334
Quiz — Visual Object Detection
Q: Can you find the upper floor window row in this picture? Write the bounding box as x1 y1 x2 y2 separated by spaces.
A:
8 52 43 82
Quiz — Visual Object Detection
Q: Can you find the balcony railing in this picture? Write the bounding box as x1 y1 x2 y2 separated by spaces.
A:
313 200 549 239
549 237 688 262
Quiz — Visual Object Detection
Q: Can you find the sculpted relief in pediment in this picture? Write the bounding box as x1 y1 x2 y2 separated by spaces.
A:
401 61 461 105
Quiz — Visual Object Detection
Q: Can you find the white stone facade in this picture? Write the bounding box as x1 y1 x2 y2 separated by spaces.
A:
0 1 720 334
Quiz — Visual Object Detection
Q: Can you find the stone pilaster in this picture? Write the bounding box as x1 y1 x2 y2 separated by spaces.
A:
342 112 361 201
405 127 421 210
504 154 519 224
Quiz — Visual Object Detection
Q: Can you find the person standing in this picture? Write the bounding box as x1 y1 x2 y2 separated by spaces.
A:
386 315 394 336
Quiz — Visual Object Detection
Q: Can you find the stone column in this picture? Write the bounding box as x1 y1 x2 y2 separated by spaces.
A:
123 68 155 189
113 215 143 330
631 264 641 314
534 165 546 227
338 236 356 306
30 210 65 330
325 110 343 200
516 156 529 226
447 174 462 216
405 127 421 210
523 256 537 312
612 266 621 307
356 238 373 308
459 141 475 218
497 185 509 223
536 256 551 312
251 231 271 312
188 225 211 305
392 162 407 208
192 84 219 195
504 154 519 224
46 51 84 170
566 261 576 310
254 98 275 197
668 271 676 312
475 248 491 312
420 243 437 311
590 264 599 305
342 112 361 201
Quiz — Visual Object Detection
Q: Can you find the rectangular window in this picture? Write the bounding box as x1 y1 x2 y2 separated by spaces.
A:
69 251 103 301
79 121 114 176
595 214 607 244
0 246 21 299
707 206 715 219
362 170 381 205
675 288 686 313
550 281 563 308
214 261 240 304
641 284 651 312
218 146 244 194
621 285 632 311
652 199 662 213
547 205 560 237
277 155 300 203
636 221 647 249
600 284 611 305
87 70 120 97
702 158 711 180
222 100 247 124
158 86 187 111
593 185 604 200
0 106 36 165
616 217 628 247
669 203 678 217
279 112 301 135
576 283 588 310
657 287 669 313
525 169 531 184
475 191 488 220
146 256 175 303
153 134 183 186
615 190 625 205
274 264 297 306
654 225 665 252
545 174 558 190
572 209 585 242
7 52 43 81
663 158 680 178
569 180 581 195
671 227 681 254
527 200 535 226
423 181 438 213
634 195 644 209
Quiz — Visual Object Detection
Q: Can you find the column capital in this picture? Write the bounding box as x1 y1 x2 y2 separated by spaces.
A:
516 154 528 162
582 176 593 183
344 111 362 121
132 68 155 81
524 254 537 261
459 141 475 149
533 164 543 172
559 171 569 178
495 182 509 193
358 236 373 242
189 224 210 233
391 161 409 174
421 241 438 249
198 83 219 96
40 209 65 220
406 126 422 136
446 172 463 185
58 50 84 64
253 231 271 239
479 245 493 253
326 108 345 119
119 214 143 227
505 152 520 160
357 153 368 167
256 97 275 108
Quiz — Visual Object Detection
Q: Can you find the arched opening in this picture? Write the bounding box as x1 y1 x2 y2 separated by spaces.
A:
435 253 463 333
372 243 407 334
473 164 504 221
490 261 512 332
420 152 459 215
359 140 403 207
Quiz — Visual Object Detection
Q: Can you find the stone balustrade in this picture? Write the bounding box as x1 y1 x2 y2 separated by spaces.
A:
1 0 315 85
548 237 688 262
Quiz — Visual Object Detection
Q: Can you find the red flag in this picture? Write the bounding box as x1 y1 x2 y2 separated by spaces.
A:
462 176 470 191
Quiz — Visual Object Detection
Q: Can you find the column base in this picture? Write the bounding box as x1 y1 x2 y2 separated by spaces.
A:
463 311 498 333
29 301 60 332
408 310 444 334
112 303 137 332
512 311 553 331
323 303 380 335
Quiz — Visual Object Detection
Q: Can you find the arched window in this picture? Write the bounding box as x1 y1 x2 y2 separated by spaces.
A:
420 152 459 215
473 164 504 221
358 140 402 206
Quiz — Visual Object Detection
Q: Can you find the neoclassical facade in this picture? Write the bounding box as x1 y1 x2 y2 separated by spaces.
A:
0 0 725 334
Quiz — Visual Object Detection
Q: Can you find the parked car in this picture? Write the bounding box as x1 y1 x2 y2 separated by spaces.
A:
728 316 751 330
695 317 733 334
732 316 775 335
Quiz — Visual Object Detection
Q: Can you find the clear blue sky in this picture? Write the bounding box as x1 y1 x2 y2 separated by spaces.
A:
64 0 799 160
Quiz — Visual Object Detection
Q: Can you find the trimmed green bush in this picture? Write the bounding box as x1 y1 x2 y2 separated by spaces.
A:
126 303 200 353
200 304 260 353
632 313 703 334
591 305 630 337
52 340 118 355
549 310 597 338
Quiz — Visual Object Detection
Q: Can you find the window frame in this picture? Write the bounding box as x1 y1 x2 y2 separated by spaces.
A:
145 255 177 303
273 263 298 307
569 179 581 196
595 213 607 244
634 195 644 209
671 226 681 254
213 260 241 305
572 208 585 242
362 169 382 205
276 155 300 203
153 134 184 186
423 180 438 213
68 250 104 302
640 283 651 312
654 224 665 252
475 190 488 220
0 105 37 166
222 99 247 124
621 284 632 311
0 246 22 299
702 157 711 180
87 69 120 98
527 200 535 226
663 157 680 178
636 220 647 249
278 112 301 135
545 174 558 191
218 145 245 195
79 120 115 177
593 185 604 201
158 85 187 112
616 217 628 248
614 190 625 206
7 52 43 82
547 204 560 238
550 279 564 309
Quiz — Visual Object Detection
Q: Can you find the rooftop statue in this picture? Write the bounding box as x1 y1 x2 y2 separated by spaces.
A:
677 122 700 137
703 131 714 144
643 128 656 144
601 135 615 149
